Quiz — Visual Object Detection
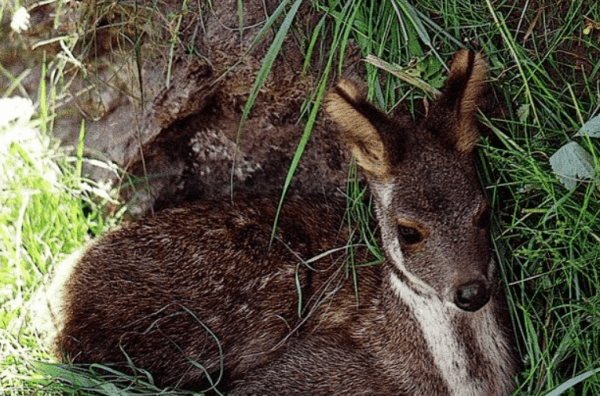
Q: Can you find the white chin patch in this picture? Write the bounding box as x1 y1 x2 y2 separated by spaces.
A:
389 272 483 396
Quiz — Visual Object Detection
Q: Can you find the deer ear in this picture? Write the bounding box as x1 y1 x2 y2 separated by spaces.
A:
440 50 489 153
325 80 391 181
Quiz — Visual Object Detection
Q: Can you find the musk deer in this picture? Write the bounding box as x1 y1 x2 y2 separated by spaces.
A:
46 50 517 395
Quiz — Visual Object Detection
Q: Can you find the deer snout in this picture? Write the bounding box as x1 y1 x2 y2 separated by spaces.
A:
453 280 491 312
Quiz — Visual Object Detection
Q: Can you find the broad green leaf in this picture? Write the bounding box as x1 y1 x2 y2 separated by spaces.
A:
549 141 596 189
574 113 600 138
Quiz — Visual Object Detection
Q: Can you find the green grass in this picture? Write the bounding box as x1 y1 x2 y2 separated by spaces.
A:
1 0 600 395
0 67 122 395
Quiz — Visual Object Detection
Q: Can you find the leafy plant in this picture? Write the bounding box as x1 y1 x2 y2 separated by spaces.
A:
550 114 600 189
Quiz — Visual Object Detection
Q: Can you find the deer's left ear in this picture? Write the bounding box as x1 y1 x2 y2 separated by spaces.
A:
437 50 489 153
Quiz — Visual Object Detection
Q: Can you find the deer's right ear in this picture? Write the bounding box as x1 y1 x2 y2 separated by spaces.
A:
325 80 391 181
438 50 489 153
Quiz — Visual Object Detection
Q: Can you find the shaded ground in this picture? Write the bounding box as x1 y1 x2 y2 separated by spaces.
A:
2 0 360 216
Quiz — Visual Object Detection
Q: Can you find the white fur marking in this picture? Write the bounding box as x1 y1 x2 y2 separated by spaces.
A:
380 182 394 209
390 273 482 396
28 244 89 348
384 231 437 296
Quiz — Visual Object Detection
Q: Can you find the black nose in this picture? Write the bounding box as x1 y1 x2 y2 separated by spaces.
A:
454 280 491 312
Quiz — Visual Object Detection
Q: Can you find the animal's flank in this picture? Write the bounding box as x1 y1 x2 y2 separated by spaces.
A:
42 50 517 395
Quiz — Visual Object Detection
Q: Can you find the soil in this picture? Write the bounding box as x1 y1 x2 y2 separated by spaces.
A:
1 0 360 216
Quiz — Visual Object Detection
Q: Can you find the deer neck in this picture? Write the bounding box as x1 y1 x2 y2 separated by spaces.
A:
367 267 515 396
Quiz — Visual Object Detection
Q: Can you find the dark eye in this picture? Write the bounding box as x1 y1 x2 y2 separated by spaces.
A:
398 226 423 245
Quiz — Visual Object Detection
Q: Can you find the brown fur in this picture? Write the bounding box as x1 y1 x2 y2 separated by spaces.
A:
51 50 517 395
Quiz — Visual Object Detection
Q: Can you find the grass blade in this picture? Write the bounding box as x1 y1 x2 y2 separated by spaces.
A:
230 0 305 194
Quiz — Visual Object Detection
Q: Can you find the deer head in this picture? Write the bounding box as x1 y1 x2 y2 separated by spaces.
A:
326 50 493 312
